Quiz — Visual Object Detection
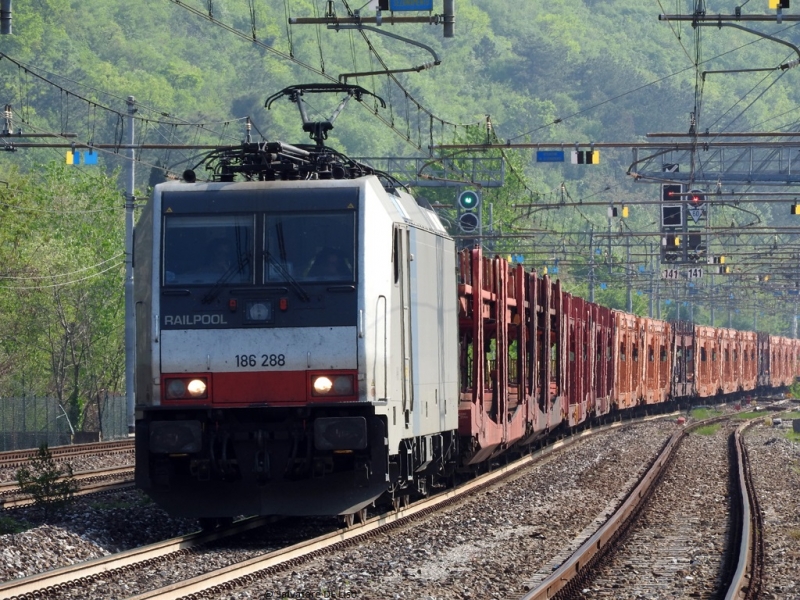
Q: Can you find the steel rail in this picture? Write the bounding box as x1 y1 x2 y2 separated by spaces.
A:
0 466 134 509
518 413 740 600
725 416 769 600
0 516 274 600
0 439 134 468
0 465 133 493
124 412 679 600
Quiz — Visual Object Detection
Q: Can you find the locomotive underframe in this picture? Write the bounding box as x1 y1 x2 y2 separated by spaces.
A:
136 404 463 517
135 405 390 517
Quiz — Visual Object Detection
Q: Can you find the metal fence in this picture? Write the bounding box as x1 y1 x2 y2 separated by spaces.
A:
0 395 128 451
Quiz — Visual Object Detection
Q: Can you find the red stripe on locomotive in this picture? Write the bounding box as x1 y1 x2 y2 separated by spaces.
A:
161 370 358 406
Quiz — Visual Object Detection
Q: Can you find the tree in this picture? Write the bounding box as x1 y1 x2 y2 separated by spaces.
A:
15 443 78 520
0 163 125 428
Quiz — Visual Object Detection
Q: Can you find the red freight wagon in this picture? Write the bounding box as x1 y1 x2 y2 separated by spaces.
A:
695 326 721 397
642 317 671 404
770 335 794 387
590 303 614 417
719 328 738 395
792 339 800 382
612 311 644 409
757 332 771 388
565 292 591 426
457 248 567 465
671 320 695 398
739 331 758 392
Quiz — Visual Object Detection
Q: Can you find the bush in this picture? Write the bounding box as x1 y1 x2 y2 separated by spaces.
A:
15 443 78 520
0 514 28 534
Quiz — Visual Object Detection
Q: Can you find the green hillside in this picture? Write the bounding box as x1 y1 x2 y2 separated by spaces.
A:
1 0 798 405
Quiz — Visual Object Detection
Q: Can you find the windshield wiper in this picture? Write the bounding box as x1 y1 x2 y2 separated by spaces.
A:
264 251 310 302
202 257 251 304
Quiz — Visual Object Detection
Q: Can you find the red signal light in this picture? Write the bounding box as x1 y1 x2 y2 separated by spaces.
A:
688 189 705 205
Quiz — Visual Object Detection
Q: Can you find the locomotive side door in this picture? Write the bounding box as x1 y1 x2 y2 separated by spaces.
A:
393 226 414 427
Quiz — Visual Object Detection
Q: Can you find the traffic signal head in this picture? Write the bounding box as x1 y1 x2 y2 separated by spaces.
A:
457 190 480 211
688 189 705 206
458 212 479 233
791 204 800 215
661 234 681 263
456 190 481 234
661 184 682 203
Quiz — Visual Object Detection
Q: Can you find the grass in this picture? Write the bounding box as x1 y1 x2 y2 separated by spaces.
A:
0 514 30 535
789 529 800 541
690 407 723 420
733 411 767 420
694 423 722 436
786 431 800 443
89 495 151 511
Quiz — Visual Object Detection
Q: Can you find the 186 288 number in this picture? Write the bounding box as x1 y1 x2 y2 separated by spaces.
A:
235 354 286 368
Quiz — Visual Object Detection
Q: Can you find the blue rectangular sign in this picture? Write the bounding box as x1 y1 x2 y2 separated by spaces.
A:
389 0 433 10
536 150 565 163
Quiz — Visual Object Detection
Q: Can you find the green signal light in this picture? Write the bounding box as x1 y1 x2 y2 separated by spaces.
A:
458 190 480 210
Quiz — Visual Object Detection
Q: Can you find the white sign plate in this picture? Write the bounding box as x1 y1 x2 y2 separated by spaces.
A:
661 268 680 280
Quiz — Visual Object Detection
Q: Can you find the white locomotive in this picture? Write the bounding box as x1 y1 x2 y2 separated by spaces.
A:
134 136 460 521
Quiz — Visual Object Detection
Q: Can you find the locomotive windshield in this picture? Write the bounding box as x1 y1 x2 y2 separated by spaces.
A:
162 215 254 285
264 213 355 283
161 211 355 287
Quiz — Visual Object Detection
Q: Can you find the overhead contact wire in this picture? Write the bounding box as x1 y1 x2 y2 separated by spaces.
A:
0 260 124 290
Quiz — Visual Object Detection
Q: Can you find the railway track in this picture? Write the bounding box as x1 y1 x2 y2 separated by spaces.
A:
0 516 274 599
0 413 678 600
0 466 134 509
518 412 769 600
0 439 134 470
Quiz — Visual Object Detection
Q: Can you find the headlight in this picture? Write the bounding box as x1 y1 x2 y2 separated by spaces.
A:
166 379 186 398
313 376 333 394
332 375 354 395
311 374 354 397
187 379 207 397
165 377 209 400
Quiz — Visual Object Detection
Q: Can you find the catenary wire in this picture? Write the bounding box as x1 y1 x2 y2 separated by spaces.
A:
0 254 125 280
0 260 124 291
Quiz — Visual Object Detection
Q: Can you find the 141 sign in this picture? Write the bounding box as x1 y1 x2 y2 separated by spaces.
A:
661 268 703 280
